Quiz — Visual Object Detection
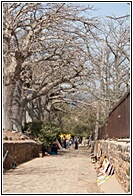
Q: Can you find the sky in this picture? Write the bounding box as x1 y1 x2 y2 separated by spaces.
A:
88 2 130 18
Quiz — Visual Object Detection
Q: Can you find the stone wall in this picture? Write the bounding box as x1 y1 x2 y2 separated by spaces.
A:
3 140 42 170
91 139 130 193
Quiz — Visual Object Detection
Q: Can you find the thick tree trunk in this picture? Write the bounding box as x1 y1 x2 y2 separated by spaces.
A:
3 84 15 130
12 80 23 131
12 103 23 131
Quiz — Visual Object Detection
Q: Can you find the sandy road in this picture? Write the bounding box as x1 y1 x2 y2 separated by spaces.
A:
3 146 101 194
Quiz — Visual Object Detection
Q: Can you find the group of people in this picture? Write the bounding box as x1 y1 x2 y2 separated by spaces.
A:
61 136 83 150
42 135 85 157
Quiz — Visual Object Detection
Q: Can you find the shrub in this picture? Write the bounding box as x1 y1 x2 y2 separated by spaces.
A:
25 121 43 137
38 123 60 148
25 121 60 149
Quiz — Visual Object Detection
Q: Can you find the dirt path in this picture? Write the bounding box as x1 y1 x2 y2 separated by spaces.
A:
3 146 101 194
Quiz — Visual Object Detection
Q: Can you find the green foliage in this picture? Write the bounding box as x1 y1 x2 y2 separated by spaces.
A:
68 122 91 138
56 102 98 137
25 121 60 148
38 123 60 148
25 121 43 137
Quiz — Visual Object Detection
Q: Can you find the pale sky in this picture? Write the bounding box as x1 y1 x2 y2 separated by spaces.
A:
88 2 130 18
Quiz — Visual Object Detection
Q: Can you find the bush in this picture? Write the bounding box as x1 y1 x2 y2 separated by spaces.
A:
38 123 60 149
25 121 43 137
25 121 60 149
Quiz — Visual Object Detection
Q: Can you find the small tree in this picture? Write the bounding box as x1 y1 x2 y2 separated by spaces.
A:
38 122 60 149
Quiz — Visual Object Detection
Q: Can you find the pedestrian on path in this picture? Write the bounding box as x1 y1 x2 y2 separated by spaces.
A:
69 139 72 149
63 137 67 149
88 135 91 148
74 137 78 150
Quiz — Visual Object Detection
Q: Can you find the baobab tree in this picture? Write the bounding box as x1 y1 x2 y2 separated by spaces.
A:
3 3 100 131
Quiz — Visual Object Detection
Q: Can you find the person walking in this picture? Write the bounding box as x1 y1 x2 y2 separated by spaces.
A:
88 135 91 148
69 139 72 149
63 137 67 149
74 137 78 150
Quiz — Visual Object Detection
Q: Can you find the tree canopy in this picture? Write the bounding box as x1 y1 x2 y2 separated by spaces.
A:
3 3 130 139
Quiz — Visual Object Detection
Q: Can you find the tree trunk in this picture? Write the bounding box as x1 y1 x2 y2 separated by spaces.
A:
12 80 23 131
3 84 15 130
95 103 100 141
12 102 23 131
94 40 106 141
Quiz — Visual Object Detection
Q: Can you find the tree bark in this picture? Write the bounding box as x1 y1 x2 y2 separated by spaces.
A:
94 40 106 141
3 84 15 130
12 80 23 131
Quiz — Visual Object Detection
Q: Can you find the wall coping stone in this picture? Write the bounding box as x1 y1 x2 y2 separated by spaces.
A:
3 140 42 145
99 139 130 146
